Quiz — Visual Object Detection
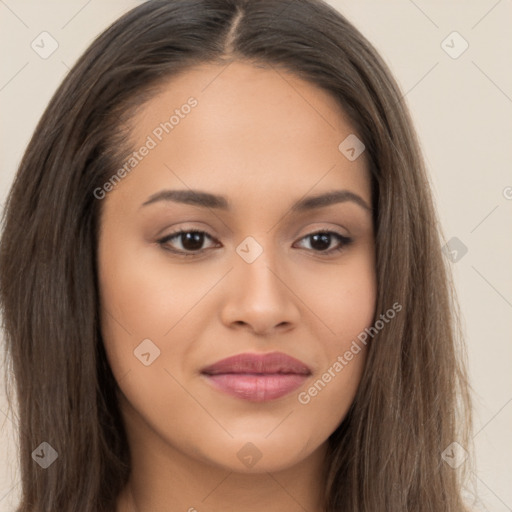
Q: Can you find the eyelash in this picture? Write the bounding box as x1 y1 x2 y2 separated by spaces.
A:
156 229 353 258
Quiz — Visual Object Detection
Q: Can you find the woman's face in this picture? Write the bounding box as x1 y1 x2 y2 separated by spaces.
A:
98 60 376 474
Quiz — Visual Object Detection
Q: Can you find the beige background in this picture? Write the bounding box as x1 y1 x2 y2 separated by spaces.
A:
1 1 511 510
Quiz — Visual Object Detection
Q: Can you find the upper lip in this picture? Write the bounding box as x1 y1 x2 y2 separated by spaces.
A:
201 352 311 375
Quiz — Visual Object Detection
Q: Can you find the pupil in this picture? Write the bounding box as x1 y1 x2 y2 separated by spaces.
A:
311 233 330 251
182 232 204 251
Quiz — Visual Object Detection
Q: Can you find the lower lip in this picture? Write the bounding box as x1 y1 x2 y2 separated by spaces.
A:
203 373 309 402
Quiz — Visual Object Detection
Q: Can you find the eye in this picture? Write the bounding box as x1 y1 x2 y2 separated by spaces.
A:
293 230 353 255
157 230 219 257
157 229 353 257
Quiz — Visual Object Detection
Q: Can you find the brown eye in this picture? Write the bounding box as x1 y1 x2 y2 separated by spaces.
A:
294 230 353 254
158 230 218 256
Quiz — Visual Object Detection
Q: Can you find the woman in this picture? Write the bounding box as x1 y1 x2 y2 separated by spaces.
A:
0 0 473 510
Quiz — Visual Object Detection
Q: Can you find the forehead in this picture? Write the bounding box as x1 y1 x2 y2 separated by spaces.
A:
106 60 371 216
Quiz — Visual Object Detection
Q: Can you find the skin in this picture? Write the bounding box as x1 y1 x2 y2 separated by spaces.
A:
97 60 376 512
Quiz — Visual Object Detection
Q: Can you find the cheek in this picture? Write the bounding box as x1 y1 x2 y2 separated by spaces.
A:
96 231 222 409
294 266 375 427
96 240 197 439
296 252 376 408
303 247 377 347
97 230 218 343
295 345 367 444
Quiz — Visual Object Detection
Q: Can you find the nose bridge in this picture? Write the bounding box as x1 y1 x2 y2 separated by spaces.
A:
220 233 299 333
234 234 284 300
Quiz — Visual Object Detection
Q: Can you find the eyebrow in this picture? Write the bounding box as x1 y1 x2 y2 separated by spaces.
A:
141 189 372 213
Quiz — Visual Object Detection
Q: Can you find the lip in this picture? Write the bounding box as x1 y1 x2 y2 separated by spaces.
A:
201 352 311 402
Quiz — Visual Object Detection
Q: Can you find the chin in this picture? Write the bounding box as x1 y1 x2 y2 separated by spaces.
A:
193 434 323 474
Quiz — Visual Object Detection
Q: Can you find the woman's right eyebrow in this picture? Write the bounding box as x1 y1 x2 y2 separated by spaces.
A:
141 189 229 210
140 188 372 214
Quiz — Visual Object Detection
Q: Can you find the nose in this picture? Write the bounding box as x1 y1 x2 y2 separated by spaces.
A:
219 244 300 336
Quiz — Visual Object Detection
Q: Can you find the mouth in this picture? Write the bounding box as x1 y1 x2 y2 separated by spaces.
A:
200 352 311 402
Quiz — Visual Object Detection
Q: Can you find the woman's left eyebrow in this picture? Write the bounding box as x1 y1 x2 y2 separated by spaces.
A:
140 188 372 213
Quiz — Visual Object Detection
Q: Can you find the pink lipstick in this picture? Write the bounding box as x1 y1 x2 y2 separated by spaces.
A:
201 352 311 402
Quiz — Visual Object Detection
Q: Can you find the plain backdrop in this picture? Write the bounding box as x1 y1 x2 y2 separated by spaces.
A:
1 1 511 511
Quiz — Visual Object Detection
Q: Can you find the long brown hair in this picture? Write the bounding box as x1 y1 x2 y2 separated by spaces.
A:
0 0 473 510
